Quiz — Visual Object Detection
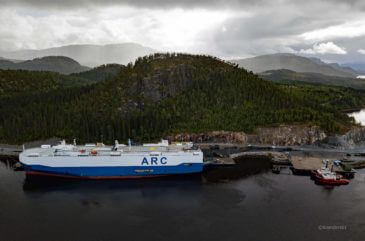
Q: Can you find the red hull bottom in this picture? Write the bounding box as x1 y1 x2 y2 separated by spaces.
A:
26 171 168 180
313 174 349 185
315 179 349 185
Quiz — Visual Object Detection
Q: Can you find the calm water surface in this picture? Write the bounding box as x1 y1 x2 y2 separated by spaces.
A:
1 161 365 241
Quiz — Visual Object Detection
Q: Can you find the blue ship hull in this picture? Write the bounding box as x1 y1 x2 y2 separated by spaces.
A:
23 163 204 179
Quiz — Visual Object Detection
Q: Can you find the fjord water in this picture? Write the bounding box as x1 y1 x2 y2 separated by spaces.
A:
1 162 365 241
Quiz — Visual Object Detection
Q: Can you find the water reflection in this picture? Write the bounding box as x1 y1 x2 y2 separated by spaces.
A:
23 174 204 193
21 156 272 193
0 156 18 169
2 161 365 241
203 156 271 182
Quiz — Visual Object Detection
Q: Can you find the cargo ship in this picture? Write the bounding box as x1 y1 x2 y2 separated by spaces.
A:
19 139 203 179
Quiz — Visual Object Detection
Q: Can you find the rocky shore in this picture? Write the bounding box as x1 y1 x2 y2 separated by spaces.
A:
167 125 326 145
167 125 365 149
2 125 365 173
2 125 365 159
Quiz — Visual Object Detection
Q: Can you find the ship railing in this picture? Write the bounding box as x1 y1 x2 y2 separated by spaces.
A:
27 153 40 157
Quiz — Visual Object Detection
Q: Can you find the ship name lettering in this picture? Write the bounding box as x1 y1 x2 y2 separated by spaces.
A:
141 157 168 165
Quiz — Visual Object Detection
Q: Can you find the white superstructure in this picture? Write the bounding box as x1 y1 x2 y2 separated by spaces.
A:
19 139 203 179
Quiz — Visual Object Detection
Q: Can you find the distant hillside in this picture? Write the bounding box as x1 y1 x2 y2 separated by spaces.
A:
0 69 93 98
342 62 365 75
260 69 365 89
0 53 354 143
0 56 90 74
328 63 358 76
308 58 358 76
0 59 15 66
232 53 357 78
0 43 157 67
71 64 124 82
0 57 22 63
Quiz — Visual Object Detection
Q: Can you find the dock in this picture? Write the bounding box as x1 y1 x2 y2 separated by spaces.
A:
291 156 355 177
203 157 236 167
230 151 291 165
0 146 22 157
291 156 323 171
204 151 292 167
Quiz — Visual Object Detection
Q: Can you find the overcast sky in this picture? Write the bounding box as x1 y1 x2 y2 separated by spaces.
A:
0 0 364 63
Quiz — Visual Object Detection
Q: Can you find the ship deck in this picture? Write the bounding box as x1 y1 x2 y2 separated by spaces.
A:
21 144 200 157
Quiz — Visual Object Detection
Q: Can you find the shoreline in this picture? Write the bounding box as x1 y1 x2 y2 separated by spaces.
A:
3 142 365 174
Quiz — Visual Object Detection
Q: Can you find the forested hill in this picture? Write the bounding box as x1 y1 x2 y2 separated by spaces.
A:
0 69 94 97
71 64 123 82
0 53 354 144
0 56 90 74
259 69 365 89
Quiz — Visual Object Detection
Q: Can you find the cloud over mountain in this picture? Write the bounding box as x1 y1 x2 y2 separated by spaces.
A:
0 0 364 63
299 42 347 55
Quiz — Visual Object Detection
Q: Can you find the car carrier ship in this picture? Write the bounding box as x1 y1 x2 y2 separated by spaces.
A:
19 139 203 179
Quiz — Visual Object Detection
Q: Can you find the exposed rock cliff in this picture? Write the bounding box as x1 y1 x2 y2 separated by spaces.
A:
167 131 248 144
166 125 327 146
318 127 365 149
343 127 365 145
253 126 326 145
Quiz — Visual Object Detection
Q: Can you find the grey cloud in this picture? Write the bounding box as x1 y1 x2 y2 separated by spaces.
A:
322 0 365 9
1 0 365 11
280 36 365 64
219 16 337 41
328 36 365 63
0 0 365 64
193 0 365 63
208 6 346 56
0 0 264 10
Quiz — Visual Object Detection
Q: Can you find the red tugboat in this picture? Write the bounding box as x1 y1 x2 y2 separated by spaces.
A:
312 167 350 185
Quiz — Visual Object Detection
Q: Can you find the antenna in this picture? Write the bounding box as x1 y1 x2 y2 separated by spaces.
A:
113 140 119 151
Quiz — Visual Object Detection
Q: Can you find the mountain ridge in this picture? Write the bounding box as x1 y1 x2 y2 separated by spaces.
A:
342 62 365 75
259 69 365 89
0 56 90 74
232 53 358 78
0 43 157 67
